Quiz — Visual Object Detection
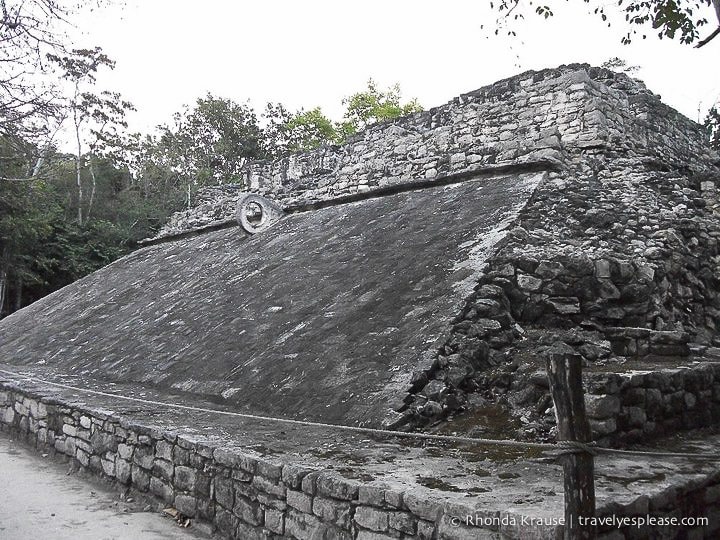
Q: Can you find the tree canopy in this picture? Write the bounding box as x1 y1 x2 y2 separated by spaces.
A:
486 0 720 47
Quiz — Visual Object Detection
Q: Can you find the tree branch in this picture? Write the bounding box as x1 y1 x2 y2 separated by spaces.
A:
695 25 720 48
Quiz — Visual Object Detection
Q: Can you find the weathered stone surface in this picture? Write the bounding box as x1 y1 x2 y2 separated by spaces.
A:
0 173 543 428
586 395 621 419
355 506 390 532
287 489 313 514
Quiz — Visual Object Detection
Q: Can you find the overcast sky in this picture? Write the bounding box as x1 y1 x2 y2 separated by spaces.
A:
70 0 720 136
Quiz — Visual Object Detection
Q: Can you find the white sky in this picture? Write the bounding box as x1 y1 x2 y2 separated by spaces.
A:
70 0 720 136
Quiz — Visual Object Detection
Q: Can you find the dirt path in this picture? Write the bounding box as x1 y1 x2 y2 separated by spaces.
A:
0 433 211 540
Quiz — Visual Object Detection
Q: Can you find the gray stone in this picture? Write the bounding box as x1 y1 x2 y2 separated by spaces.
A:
150 476 174 503
354 506 390 532
312 496 351 529
585 395 621 419
152 459 174 482
174 465 196 492
287 489 313 513
264 507 284 534
315 473 358 501
174 494 197 517
517 274 543 291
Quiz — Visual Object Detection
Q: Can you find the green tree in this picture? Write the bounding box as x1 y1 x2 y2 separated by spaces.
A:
338 79 423 138
262 82 423 157
283 107 341 152
486 0 720 47
144 94 265 205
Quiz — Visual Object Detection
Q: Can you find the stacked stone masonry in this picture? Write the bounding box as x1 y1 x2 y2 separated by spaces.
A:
586 362 720 444
155 64 718 238
3 381 720 539
149 64 720 435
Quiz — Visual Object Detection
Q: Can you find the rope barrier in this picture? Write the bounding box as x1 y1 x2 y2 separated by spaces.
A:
1 368 719 461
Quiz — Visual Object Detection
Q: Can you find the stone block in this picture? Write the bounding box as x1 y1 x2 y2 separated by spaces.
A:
101 458 115 477
174 494 197 517
2 407 14 424
285 509 323 540
355 506 390 532
384 489 403 509
287 489 313 513
131 465 150 491
404 490 443 521
173 446 190 466
417 519 436 540
517 274 542 292
589 418 617 437
234 497 263 526
358 485 387 507
389 511 416 534
132 444 154 469
76 448 90 467
14 401 28 416
152 458 174 482
621 406 647 428
546 297 580 314
214 476 234 510
252 474 286 498
264 507 284 535
174 465 197 492
315 473 358 501
117 443 133 460
116 458 131 484
150 476 174 503
595 259 611 278
90 430 117 453
155 440 173 461
585 395 621 419
215 508 238 537
281 463 314 489
312 495 351 529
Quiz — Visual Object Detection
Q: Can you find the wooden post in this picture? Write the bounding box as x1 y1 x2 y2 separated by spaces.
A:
545 350 596 540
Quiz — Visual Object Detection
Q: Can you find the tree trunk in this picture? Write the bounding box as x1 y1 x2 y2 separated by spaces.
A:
14 275 21 311
73 89 84 226
0 268 6 319
0 246 7 318
87 153 97 221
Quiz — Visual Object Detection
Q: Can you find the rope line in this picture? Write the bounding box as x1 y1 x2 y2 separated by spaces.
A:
1 368 719 461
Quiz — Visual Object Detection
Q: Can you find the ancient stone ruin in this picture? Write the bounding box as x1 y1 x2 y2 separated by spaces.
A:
1 64 720 539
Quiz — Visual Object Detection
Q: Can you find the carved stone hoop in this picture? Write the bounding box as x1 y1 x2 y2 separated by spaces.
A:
235 193 285 234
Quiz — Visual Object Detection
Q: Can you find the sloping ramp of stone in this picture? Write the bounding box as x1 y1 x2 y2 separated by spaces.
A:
0 172 544 426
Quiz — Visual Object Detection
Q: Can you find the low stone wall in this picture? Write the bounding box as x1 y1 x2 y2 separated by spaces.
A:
595 473 720 540
584 362 720 445
3 378 720 539
0 380 526 540
602 327 690 358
